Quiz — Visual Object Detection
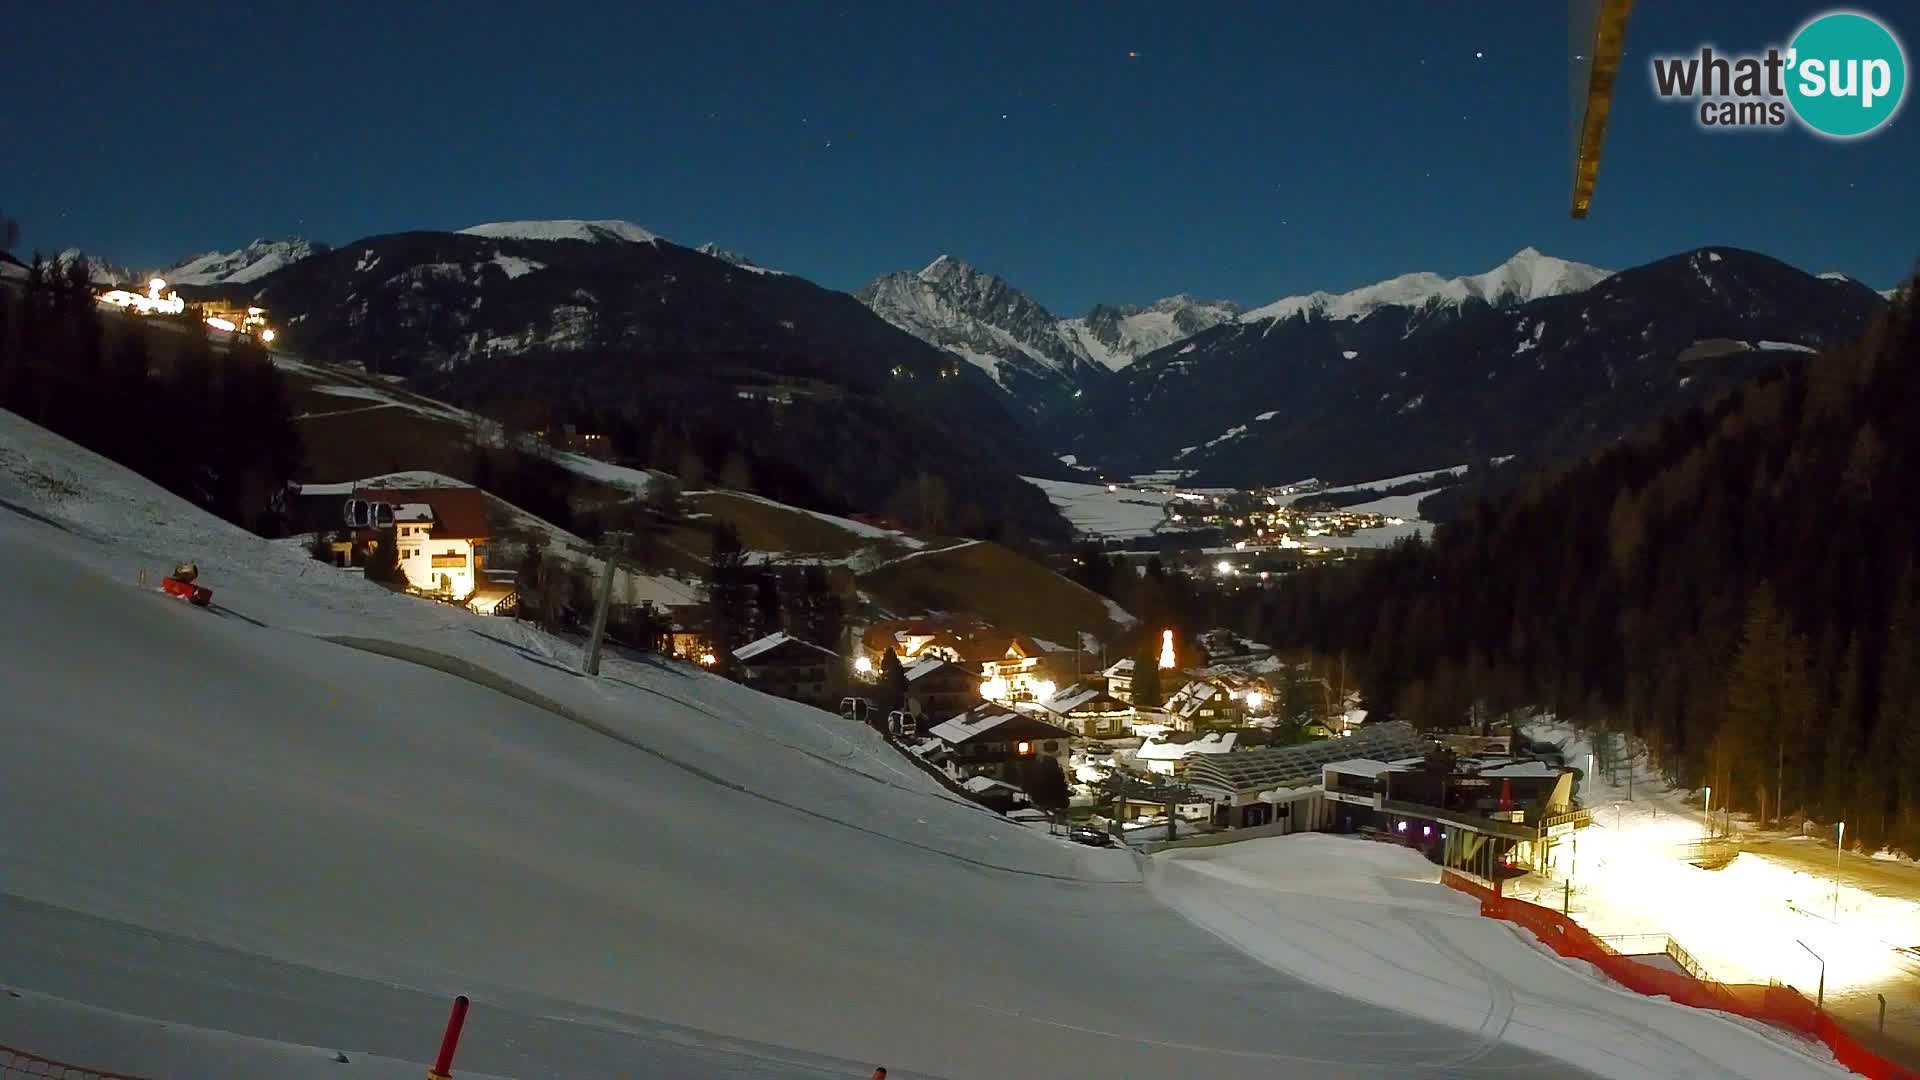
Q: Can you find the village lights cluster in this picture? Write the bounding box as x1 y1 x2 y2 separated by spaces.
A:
95 280 279 343
97 278 185 316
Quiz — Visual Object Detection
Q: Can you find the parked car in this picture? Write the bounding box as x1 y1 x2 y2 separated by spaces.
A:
1068 825 1115 848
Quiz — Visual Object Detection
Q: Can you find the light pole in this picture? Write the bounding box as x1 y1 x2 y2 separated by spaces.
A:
1703 785 1713 840
1834 821 1846 922
1795 939 1825 1009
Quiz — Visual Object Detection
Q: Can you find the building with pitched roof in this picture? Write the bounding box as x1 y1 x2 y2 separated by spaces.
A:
1100 657 1136 703
927 704 1072 788
1183 721 1431 828
1163 678 1244 732
1028 683 1135 740
902 656 981 725
733 632 842 708
336 486 492 599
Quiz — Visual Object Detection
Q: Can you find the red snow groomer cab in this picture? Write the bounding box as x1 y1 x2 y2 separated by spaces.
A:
162 561 214 606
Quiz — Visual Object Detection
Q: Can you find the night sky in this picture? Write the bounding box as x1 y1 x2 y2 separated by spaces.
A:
7 2 1914 312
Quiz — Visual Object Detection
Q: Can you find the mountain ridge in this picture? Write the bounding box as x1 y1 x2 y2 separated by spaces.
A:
1064 246 1887 488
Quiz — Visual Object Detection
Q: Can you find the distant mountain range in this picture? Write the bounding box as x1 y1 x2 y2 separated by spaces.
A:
160 239 323 286
857 255 1242 416
182 220 1071 541
1063 247 1886 488
70 220 1896 533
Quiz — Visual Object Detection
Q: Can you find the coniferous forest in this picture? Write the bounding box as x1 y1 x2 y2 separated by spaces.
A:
0 248 305 535
1253 282 1920 856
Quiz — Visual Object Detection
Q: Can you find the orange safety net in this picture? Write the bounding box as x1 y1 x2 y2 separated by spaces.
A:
1440 871 1919 1080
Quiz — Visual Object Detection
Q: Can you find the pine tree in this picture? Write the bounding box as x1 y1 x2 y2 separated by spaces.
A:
754 571 783 639
1823 635 1865 824
1875 567 1920 846
703 522 753 669
364 526 403 586
1012 756 1070 811
878 646 908 722
1132 647 1164 708
1721 582 1812 820
789 565 843 650
1075 541 1116 598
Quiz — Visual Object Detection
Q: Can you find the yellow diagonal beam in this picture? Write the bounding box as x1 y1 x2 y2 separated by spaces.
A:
1572 0 1634 219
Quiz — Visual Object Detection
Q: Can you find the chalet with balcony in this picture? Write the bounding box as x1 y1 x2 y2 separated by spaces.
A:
1164 678 1242 732
927 705 1072 787
1030 683 1135 740
733 632 842 708
902 657 981 726
329 486 491 600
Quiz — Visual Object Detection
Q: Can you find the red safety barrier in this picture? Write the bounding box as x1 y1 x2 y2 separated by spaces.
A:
1440 870 1919 1080
2 1043 152 1080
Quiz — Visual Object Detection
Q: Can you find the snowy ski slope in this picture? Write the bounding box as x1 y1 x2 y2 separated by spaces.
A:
0 410 1839 1078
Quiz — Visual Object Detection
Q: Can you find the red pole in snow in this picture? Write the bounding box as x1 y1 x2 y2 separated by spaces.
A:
427 995 470 1080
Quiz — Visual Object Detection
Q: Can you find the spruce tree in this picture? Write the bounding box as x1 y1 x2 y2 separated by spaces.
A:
1014 756 1070 811
703 522 753 669
754 572 783 639
1874 567 1920 846
1823 635 1865 824
878 647 908 723
1132 648 1164 709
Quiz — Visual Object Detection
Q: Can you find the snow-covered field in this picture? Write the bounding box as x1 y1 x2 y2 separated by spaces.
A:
1022 475 1174 539
1150 835 1846 1080
1512 722 1920 1054
1342 489 1435 519
1309 520 1432 550
2 410 1598 1079
1285 465 1469 505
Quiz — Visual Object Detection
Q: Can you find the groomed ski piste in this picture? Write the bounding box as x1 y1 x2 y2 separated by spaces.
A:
0 409 1849 1079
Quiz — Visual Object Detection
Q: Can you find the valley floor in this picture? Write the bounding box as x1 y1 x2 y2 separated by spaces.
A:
0 410 1849 1079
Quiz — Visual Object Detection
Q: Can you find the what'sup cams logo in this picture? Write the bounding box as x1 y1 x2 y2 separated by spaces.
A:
1650 9 1906 139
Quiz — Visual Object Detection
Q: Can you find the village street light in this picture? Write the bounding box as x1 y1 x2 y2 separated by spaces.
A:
854 656 873 675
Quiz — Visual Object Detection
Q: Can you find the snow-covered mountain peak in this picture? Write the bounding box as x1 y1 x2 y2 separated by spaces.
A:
1240 250 1611 325
859 257 1102 404
51 249 134 286
159 238 317 286
456 219 660 246
1063 295 1246 371
918 253 989 285
695 242 782 275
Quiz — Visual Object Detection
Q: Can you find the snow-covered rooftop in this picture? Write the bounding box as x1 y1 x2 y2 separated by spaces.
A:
733 631 803 662
1322 758 1398 779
